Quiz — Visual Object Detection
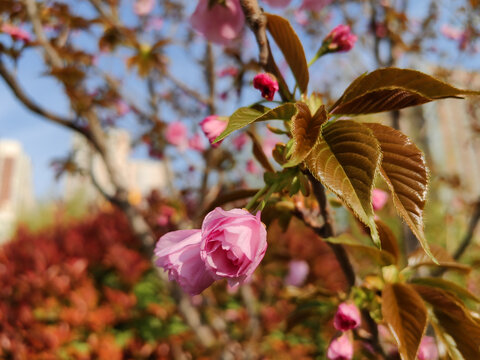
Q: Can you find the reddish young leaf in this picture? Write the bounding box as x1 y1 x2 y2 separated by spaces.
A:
376 219 400 264
364 123 435 262
306 120 381 246
285 103 327 167
412 285 480 359
382 283 427 360
408 244 471 273
330 68 480 115
266 13 309 94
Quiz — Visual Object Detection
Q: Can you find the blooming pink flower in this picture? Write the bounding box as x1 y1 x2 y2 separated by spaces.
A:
253 73 279 101
285 260 309 287
327 333 354 360
188 133 206 152
200 115 227 147
165 121 188 150
441 24 463 41
232 133 248 151
418 336 438 360
333 302 361 331
1 24 30 42
263 0 291 8
372 188 388 211
190 0 245 46
324 25 357 52
154 230 215 295
134 0 154 16
114 100 130 116
200 208 267 287
301 0 333 12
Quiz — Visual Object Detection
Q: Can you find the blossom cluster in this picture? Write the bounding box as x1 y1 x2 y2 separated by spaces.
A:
155 208 267 295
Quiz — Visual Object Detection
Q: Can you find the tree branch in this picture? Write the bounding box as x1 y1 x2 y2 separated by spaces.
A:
454 198 480 260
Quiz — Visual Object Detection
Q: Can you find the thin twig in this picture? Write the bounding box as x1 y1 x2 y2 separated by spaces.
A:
454 198 480 260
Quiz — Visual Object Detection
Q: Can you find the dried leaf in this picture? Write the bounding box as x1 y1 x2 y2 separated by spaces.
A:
306 120 381 246
285 103 327 167
266 13 309 94
330 68 480 115
382 283 427 360
214 103 296 143
364 123 434 262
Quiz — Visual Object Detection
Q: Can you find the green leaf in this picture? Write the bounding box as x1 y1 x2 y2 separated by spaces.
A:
412 285 480 360
266 13 309 94
306 120 382 246
330 68 480 115
410 277 480 303
382 283 428 360
214 103 296 143
284 103 327 167
364 123 435 262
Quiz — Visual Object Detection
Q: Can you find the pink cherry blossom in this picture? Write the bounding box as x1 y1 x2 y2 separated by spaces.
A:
372 188 388 211
246 159 259 174
1 24 31 42
285 260 309 287
301 0 333 12
134 0 154 16
253 73 279 101
190 0 245 46
418 336 438 360
263 0 292 8
165 121 188 150
294 10 309 26
114 100 130 116
232 133 248 151
333 302 361 331
327 333 354 360
154 229 215 295
441 24 463 41
200 115 227 147
200 208 267 287
324 25 357 52
188 133 206 152
218 66 239 78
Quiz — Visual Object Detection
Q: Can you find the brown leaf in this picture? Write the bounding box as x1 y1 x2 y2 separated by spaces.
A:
382 283 427 360
247 131 275 173
376 219 400 264
412 285 480 359
330 68 480 115
266 13 309 94
364 123 434 262
410 277 480 303
306 121 381 246
285 103 327 167
408 244 471 274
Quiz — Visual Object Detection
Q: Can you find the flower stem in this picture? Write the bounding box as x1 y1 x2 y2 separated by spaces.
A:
245 185 268 212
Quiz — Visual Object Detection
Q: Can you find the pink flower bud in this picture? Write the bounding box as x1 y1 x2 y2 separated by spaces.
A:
372 188 388 211
253 73 279 101
300 0 332 12
1 24 30 42
154 230 215 295
324 25 357 52
165 121 188 150
200 115 227 147
190 0 245 46
285 260 309 287
327 333 354 360
263 0 292 8
134 0 154 16
201 208 267 287
418 336 438 360
333 302 361 331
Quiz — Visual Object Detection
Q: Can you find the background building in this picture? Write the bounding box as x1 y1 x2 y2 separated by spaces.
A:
64 129 171 203
0 140 34 242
